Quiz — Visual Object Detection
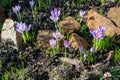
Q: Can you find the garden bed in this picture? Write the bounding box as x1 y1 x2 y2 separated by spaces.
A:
0 0 120 80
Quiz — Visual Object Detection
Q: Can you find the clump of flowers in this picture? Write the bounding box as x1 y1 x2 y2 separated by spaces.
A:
90 26 109 52
78 46 96 64
49 30 62 56
12 5 23 21
16 22 35 44
50 7 60 30
90 26 105 40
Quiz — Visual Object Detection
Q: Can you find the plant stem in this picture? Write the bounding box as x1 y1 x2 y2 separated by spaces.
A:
65 48 67 57
22 33 26 44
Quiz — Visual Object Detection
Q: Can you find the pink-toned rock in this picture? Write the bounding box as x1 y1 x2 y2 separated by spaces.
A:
59 16 80 35
0 5 6 22
107 7 120 28
70 33 88 50
1 19 22 49
87 9 120 36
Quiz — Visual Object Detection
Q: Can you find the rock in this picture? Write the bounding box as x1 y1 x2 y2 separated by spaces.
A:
87 9 120 36
0 5 6 23
107 7 120 28
37 30 65 50
37 30 54 50
1 19 22 49
103 72 112 80
69 33 88 50
59 16 80 35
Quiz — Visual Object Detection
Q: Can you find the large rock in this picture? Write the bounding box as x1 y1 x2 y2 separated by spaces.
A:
1 19 22 49
37 30 54 50
107 7 120 28
0 5 6 23
69 33 88 50
37 30 65 50
87 9 120 36
59 16 80 35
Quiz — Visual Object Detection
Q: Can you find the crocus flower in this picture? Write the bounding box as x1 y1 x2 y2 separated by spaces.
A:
90 47 94 53
98 26 105 33
64 40 71 48
79 46 83 53
29 0 34 9
90 26 105 40
50 7 60 22
49 38 57 47
84 53 88 58
53 30 61 39
12 5 21 13
16 22 26 33
79 10 86 17
25 24 31 32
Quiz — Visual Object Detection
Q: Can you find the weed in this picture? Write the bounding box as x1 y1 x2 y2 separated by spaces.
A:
113 49 120 62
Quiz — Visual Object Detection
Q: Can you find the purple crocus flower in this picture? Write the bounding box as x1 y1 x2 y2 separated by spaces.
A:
50 7 60 22
79 10 86 17
79 46 83 53
84 53 88 58
29 0 34 9
12 5 21 13
98 26 105 33
64 40 71 48
53 30 61 39
90 26 105 40
90 47 94 53
16 22 26 33
49 38 57 47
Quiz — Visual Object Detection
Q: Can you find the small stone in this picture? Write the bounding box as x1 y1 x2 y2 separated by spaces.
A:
87 9 120 37
59 16 80 35
104 72 112 80
69 33 88 50
1 19 22 49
